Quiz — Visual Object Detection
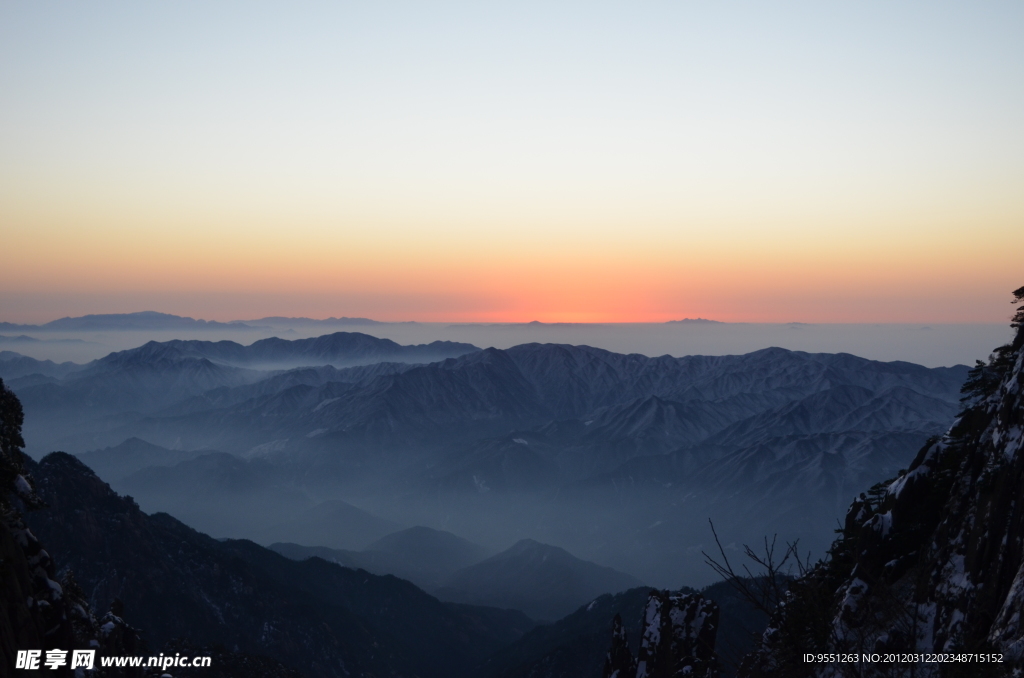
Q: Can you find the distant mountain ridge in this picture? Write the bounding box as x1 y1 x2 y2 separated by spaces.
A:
231 343 966 469
20 345 261 425
97 332 479 368
0 311 397 332
0 310 259 332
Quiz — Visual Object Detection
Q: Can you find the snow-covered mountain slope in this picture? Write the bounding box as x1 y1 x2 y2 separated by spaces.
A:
140 344 964 468
14 338 967 461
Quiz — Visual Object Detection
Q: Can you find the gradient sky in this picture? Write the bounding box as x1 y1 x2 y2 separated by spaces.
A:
2 1 1022 324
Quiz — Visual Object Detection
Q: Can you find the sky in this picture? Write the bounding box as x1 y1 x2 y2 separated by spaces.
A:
1 1 1022 324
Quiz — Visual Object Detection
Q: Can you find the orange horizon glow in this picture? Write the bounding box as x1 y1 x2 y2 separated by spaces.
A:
3 189 1020 325
2 3 1022 326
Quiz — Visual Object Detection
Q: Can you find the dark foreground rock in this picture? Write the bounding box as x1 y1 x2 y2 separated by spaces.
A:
740 289 1024 677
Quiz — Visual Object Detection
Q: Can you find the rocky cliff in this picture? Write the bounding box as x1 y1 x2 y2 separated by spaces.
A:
602 589 720 678
740 287 1024 677
0 377 152 678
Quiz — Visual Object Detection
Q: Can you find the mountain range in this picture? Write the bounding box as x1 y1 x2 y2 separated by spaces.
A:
0 311 259 332
0 311 394 333
7 333 969 586
94 332 478 369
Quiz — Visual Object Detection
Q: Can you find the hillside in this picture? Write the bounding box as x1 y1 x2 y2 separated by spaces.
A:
22 452 534 678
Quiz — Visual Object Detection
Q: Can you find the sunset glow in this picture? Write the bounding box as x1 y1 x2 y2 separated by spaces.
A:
2 1 1021 324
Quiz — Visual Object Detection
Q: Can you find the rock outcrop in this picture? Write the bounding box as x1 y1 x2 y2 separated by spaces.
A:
740 287 1024 677
0 376 149 677
603 590 720 678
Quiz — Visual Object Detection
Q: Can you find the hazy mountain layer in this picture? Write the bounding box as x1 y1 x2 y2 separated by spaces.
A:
76 436 217 481
272 526 492 590
248 498 403 551
435 539 644 621
23 452 535 678
0 350 82 381
275 534 642 621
